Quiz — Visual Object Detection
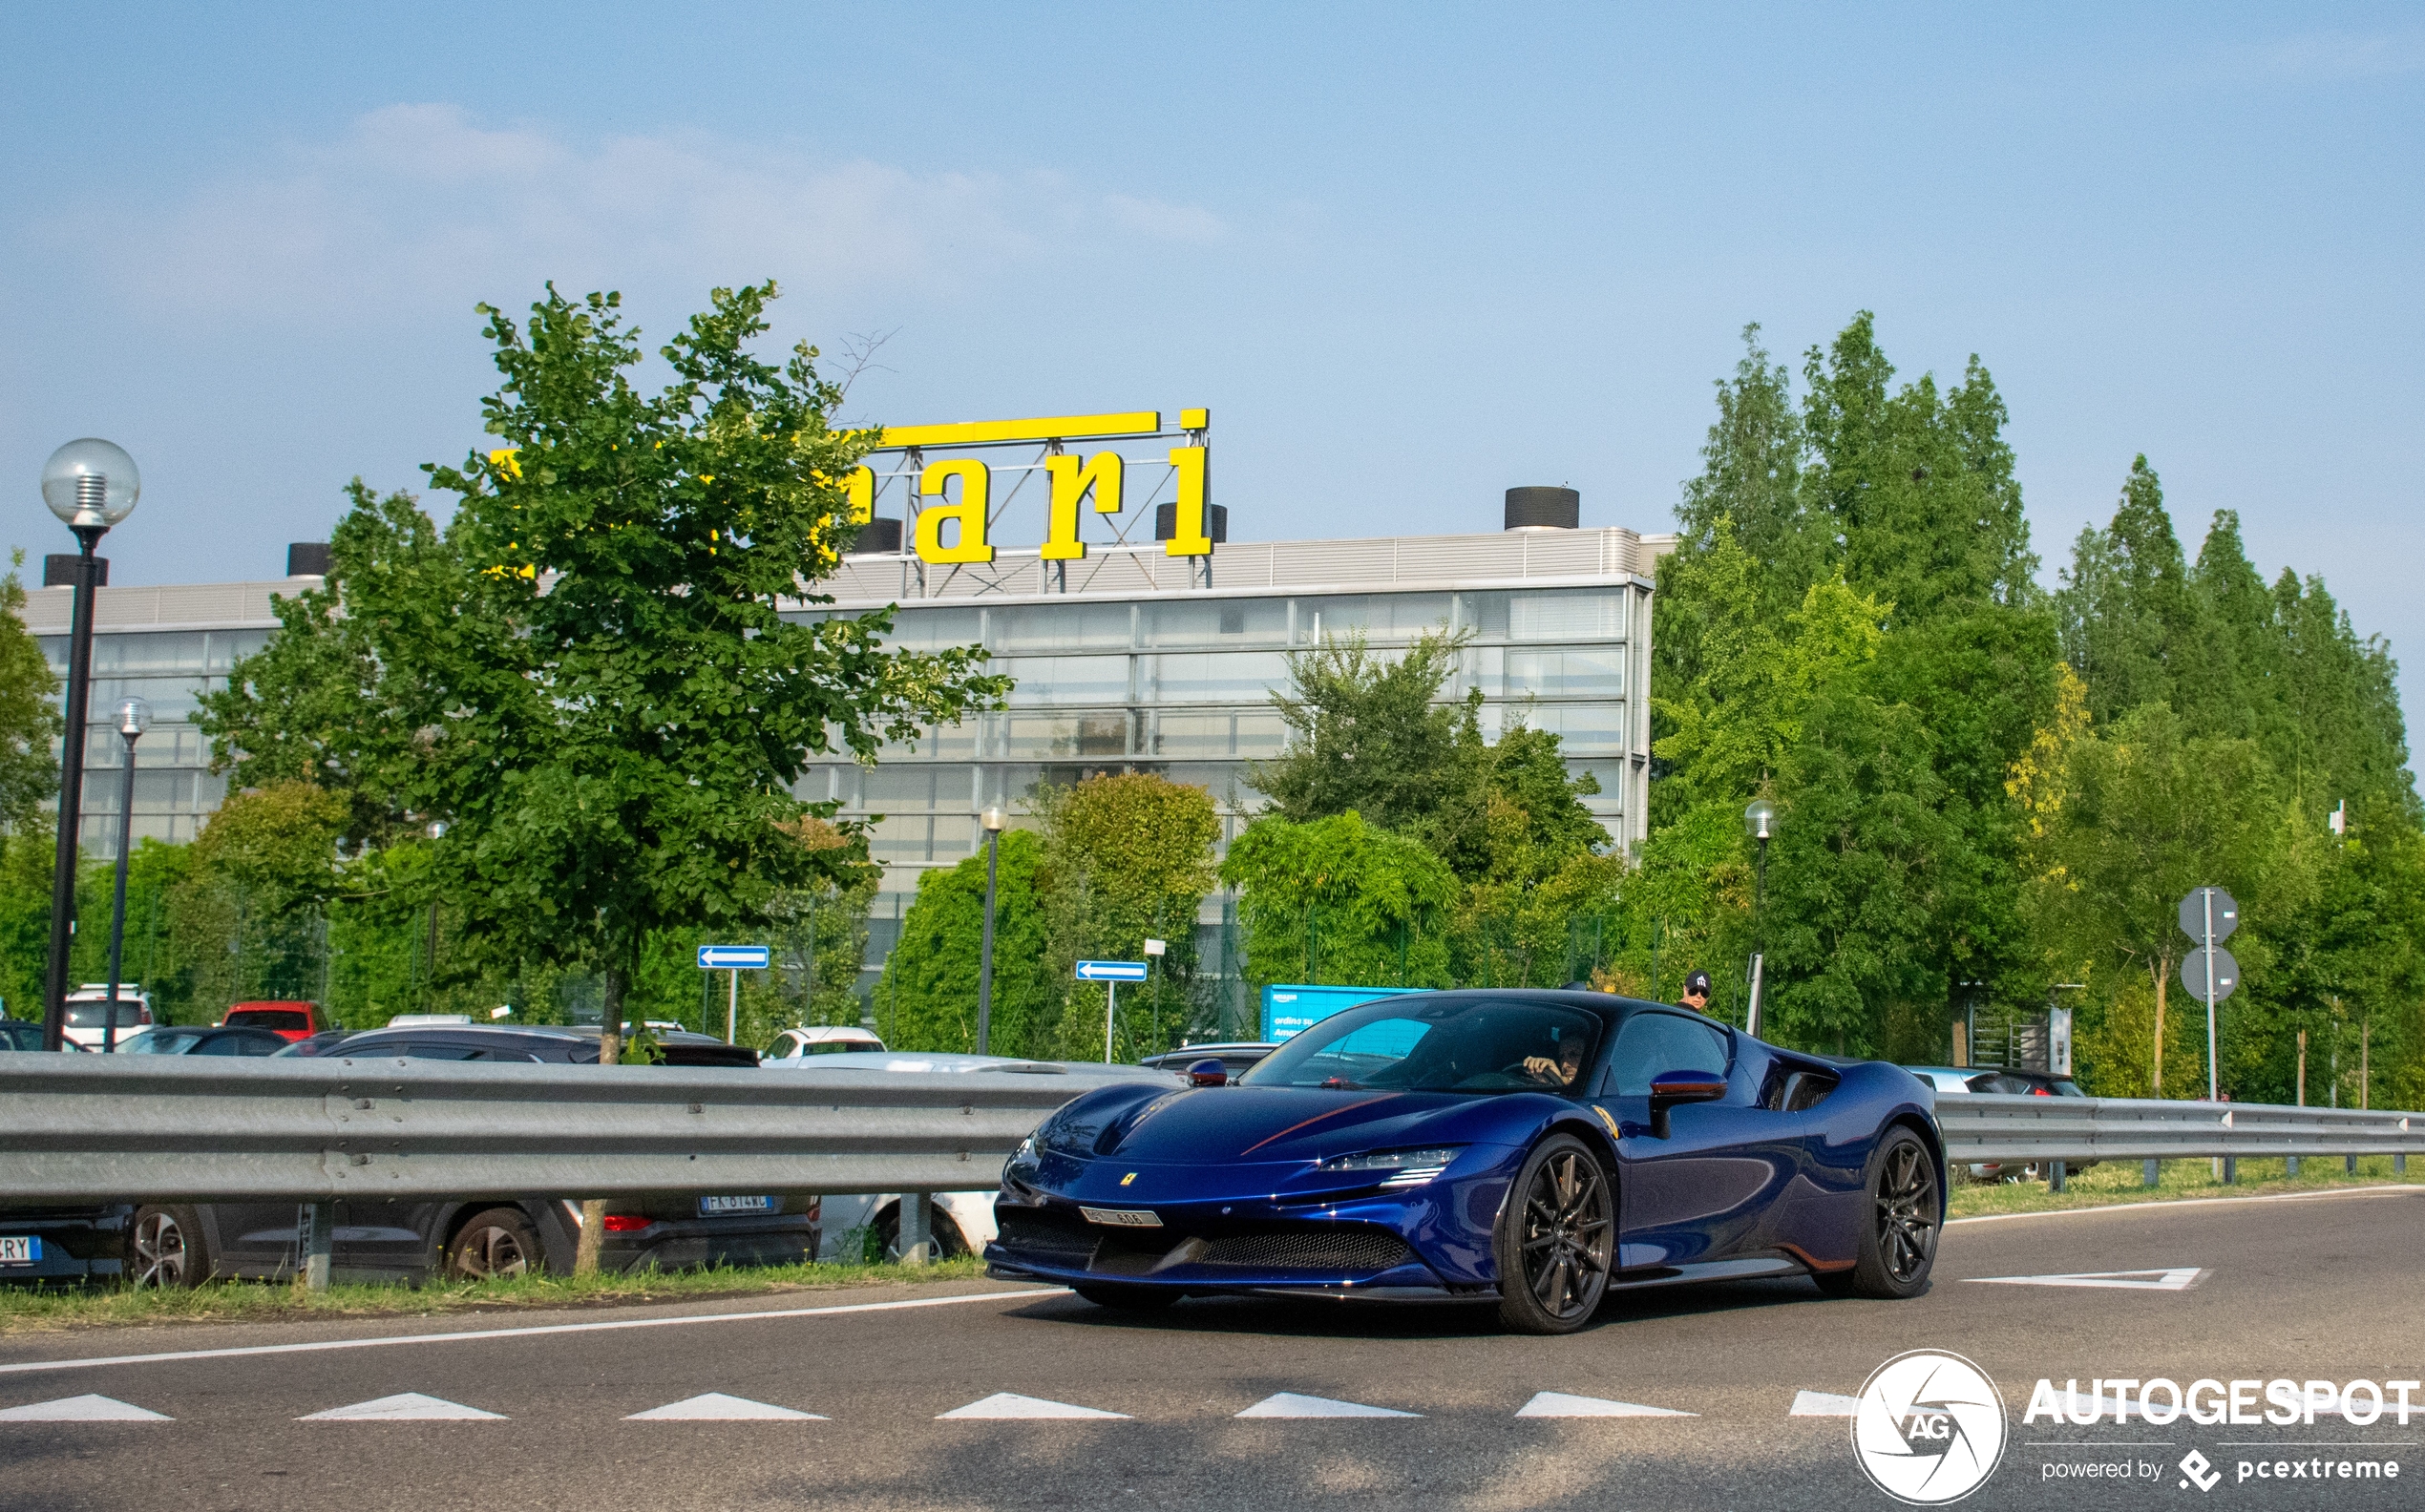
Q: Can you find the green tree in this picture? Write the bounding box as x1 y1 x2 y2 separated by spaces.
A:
878 829 1051 1055
200 284 1006 1079
1251 629 1475 834
1035 772 1220 1059
1219 812 1455 994
164 782 348 1014
0 554 60 840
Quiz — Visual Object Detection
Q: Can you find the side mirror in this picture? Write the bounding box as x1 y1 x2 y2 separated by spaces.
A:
1647 1068 1726 1139
1187 1058 1229 1087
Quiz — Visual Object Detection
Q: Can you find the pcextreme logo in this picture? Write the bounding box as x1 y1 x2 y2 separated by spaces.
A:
1852 1351 2009 1505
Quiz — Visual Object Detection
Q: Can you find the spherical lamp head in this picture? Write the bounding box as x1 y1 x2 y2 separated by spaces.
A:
1743 797 1778 842
41 439 141 530
981 805 1006 833
116 697 152 739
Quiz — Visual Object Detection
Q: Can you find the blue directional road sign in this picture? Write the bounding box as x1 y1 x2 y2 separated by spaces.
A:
1074 959 1149 982
698 944 772 970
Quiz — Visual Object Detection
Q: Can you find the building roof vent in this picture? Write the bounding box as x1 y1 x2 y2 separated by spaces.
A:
286 542 332 578
1505 486 1579 531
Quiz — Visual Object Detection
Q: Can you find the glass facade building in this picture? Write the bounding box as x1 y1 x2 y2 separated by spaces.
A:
25 522 1672 1003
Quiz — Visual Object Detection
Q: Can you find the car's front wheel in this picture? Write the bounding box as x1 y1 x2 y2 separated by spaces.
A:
1493 1133 1614 1334
1817 1127 1939 1299
129 1206 206 1289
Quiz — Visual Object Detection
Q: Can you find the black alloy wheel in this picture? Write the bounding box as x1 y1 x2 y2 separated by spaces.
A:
445 1208 540 1281
129 1206 204 1289
1819 1127 1940 1299
1494 1133 1615 1334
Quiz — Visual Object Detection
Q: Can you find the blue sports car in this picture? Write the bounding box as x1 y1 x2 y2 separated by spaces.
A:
985 989 1944 1334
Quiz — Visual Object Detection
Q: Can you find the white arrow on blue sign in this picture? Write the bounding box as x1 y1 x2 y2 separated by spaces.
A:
1074 959 1149 982
698 945 772 970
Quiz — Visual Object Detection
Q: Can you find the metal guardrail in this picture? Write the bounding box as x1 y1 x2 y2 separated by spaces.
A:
3 1061 2419 1208
1937 1093 2424 1164
0 1057 1091 1205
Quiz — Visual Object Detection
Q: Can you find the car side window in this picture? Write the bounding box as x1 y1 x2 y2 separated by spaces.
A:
1610 1012 1731 1097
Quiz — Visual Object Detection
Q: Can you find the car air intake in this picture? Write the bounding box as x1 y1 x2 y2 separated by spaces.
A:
1200 1228 1410 1272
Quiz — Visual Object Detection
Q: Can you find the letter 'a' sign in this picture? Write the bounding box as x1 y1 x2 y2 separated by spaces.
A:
842 410 1214 565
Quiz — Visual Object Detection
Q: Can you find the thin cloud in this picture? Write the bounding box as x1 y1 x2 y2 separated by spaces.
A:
2209 30 2425 83
93 103 1229 328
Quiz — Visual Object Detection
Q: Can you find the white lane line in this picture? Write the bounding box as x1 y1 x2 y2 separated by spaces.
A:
1236 1392 1419 1418
1790 1391 1859 1418
939 1392 1128 1420
300 1392 504 1421
0 1287 1065 1379
1946 1185 2421 1228
0 1394 172 1421
1516 1391 1696 1418
628 1393 825 1421
1968 1267 2207 1291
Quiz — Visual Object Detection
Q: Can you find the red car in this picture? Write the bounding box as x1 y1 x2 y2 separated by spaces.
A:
217 1001 323 1041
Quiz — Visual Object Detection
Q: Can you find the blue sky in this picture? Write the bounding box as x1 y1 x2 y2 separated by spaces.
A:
3 5 2419 720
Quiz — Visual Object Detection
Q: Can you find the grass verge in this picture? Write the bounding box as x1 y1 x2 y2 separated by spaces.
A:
1947 1154 2422 1220
0 1255 992 1335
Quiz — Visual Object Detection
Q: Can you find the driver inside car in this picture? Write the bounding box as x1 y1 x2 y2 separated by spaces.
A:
1520 1033 1589 1087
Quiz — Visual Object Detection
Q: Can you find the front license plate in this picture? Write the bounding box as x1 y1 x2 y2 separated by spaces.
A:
698 1195 775 1217
1079 1207 1163 1228
0 1236 39 1265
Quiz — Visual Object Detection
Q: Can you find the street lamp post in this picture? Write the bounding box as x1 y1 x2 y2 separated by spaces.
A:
38 440 140 1053
1742 798 1778 1038
974 806 1006 1054
101 698 151 1053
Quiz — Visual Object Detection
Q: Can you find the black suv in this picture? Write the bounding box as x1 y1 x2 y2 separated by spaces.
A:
126 1023 814 1288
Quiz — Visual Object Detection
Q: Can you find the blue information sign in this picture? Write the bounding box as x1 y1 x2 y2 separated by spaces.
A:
698 944 771 970
1074 959 1149 982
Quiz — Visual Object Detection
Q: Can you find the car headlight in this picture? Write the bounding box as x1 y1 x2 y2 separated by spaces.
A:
1318 1145 1464 1187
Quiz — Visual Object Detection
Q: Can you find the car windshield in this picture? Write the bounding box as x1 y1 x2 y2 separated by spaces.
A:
0 1020 42 1050
118 1028 209 1054
1239 997 1603 1095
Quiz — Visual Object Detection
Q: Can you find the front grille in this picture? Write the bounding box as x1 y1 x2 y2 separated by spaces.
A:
1201 1229 1409 1273
994 1210 1099 1266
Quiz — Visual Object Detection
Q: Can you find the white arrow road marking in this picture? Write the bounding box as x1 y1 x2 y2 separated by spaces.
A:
627 1393 825 1420
1791 1391 1861 1417
1235 1392 1419 1418
938 1393 1128 1420
300 1393 505 1421
1967 1267 2207 1291
0 1394 171 1421
1516 1392 1697 1418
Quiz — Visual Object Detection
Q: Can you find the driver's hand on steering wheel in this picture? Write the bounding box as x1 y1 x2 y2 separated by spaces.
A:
1521 1055 1565 1083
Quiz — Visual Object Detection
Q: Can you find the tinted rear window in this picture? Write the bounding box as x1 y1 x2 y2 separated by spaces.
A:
63 1004 145 1026
225 1010 310 1031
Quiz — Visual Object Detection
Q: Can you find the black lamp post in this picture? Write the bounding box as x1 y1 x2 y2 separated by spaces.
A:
101 697 151 1052
38 439 139 1053
974 805 1005 1054
1743 797 1778 1037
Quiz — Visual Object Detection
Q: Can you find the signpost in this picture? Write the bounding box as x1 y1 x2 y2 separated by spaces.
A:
1076 959 1149 1063
698 944 772 1045
2178 889 2240 1102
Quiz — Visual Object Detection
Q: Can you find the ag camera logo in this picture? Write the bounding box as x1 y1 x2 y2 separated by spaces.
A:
1853 1351 2009 1504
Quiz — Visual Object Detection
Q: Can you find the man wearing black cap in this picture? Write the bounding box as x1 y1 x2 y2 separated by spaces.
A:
1679 970 1712 1015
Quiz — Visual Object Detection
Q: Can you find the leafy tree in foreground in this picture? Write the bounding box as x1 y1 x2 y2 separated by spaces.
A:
0 555 60 840
1035 772 1220 1059
879 829 1050 1056
1220 812 1455 994
201 283 1007 1269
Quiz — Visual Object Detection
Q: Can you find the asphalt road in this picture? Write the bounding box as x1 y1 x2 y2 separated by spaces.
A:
2 1186 2418 1512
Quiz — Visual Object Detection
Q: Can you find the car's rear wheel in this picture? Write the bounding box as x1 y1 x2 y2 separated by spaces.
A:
1494 1133 1614 1334
446 1208 540 1281
876 1205 968 1264
1073 1283 1178 1311
129 1206 206 1289
1817 1127 1939 1299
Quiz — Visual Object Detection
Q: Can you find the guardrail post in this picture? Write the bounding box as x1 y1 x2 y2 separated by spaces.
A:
897 1191 931 1267
2286 1155 2300 1177
2048 1159 2065 1193
296 1201 333 1293
2346 1154 2357 1175
2398 1154 2408 1175
2222 1156 2237 1185
2141 1160 2160 1188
